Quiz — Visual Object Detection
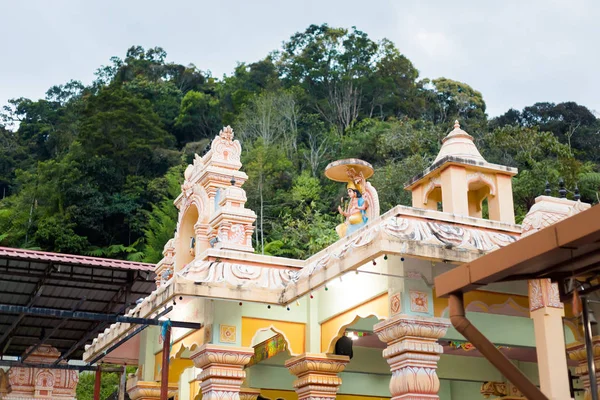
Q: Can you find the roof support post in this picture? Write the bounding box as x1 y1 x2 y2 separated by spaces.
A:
582 297 599 400
160 323 171 400
448 293 548 400
94 367 102 400
119 365 126 400
374 313 449 399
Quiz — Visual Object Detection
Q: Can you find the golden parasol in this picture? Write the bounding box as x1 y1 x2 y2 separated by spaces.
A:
324 158 374 183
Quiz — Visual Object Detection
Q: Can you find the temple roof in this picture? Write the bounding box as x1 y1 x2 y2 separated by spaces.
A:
434 120 486 164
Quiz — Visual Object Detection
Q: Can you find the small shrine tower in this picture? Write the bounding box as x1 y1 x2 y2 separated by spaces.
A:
155 126 257 285
405 121 517 223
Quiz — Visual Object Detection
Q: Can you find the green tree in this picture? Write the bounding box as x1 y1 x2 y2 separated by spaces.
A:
174 91 221 146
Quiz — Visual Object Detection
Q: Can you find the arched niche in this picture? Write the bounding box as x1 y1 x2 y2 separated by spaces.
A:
325 314 386 354
422 180 442 211
176 203 199 271
467 174 495 219
248 326 296 357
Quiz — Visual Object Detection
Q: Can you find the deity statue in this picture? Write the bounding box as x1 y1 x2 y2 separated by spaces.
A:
325 159 380 238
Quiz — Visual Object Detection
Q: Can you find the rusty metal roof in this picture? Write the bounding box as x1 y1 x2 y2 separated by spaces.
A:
0 247 156 360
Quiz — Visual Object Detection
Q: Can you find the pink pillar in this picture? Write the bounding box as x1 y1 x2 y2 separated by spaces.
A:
374 314 449 399
528 279 573 399
285 353 349 400
191 344 254 400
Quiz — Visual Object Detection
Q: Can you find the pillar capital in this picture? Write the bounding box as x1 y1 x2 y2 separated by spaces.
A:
284 353 350 400
126 376 177 400
374 314 450 400
190 344 254 400
568 338 600 400
239 387 261 400
529 278 564 313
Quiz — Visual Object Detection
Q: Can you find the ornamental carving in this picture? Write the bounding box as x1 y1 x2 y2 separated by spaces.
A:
285 354 350 400
567 339 600 400
178 211 518 292
481 380 524 399
126 376 178 400
239 387 261 400
521 196 590 237
410 290 429 313
6 345 79 399
390 293 401 315
422 177 442 205
220 324 237 343
211 126 242 165
190 345 254 400
528 278 563 311
466 172 496 195
374 315 449 399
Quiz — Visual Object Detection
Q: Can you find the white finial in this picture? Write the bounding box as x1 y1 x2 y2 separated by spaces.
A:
454 120 460 129
219 126 234 142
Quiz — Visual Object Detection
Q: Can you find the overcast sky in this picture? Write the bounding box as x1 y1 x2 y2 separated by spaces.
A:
1 0 598 118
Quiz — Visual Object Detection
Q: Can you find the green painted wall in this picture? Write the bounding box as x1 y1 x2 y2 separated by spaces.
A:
248 346 541 399
447 381 484 400
443 312 536 347
317 258 389 323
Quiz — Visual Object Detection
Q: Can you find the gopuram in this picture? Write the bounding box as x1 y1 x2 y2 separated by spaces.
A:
80 122 593 400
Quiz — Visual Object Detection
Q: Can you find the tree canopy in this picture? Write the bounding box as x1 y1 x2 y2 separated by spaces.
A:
1 24 598 261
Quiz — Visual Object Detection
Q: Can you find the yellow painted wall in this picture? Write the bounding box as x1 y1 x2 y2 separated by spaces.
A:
190 379 200 400
241 317 306 355
433 288 582 342
433 289 529 317
154 353 194 383
320 293 388 353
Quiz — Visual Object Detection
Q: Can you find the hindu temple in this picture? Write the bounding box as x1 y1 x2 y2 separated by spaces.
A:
3 121 599 400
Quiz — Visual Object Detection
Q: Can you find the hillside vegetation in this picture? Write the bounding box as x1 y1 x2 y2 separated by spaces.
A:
1 24 598 261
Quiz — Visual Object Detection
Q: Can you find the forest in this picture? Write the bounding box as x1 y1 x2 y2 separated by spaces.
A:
1 24 599 262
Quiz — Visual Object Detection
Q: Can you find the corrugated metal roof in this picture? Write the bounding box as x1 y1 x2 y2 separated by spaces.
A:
0 246 156 360
0 246 155 271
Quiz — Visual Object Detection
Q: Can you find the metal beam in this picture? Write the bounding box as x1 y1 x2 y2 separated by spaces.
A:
0 262 55 351
0 257 153 277
0 304 200 329
0 288 131 305
21 298 87 362
86 307 174 366
11 335 77 343
0 360 123 372
0 276 149 294
54 297 136 365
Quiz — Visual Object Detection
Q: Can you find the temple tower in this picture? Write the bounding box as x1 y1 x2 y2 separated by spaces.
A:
405 120 517 224
155 126 257 283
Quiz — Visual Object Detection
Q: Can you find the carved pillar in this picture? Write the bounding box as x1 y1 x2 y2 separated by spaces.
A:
568 338 600 400
194 222 211 257
374 314 449 400
528 278 573 399
284 353 349 400
126 376 177 400
190 344 254 400
239 387 261 400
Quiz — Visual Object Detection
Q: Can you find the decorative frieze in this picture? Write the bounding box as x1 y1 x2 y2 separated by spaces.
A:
374 314 449 399
285 353 350 400
481 380 525 399
5 345 79 400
